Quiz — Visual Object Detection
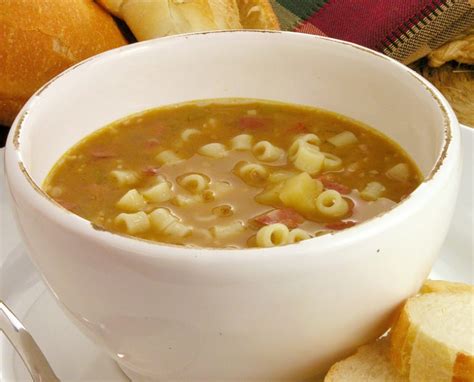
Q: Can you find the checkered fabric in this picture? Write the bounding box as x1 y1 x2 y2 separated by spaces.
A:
272 0 474 63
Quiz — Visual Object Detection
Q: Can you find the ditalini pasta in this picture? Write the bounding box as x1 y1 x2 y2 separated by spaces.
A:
315 190 349 218
252 141 284 162
327 131 358 147
289 141 325 175
386 163 410 182
297 133 321 146
115 211 150 234
149 208 178 233
156 150 182 165
198 143 228 158
44 99 421 248
116 189 147 212
142 182 173 203
181 128 201 142
288 229 312 244
210 221 245 240
178 173 210 194
237 163 269 186
163 221 192 238
360 181 386 201
256 223 289 247
230 134 253 151
322 153 343 171
111 170 139 186
172 194 203 208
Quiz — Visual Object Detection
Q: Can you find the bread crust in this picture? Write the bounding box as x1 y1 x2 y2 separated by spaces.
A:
96 0 124 17
120 0 243 41
421 280 474 295
453 353 474 381
0 0 126 126
428 26 474 67
119 0 279 42
390 308 415 375
0 98 24 126
236 0 280 30
325 337 407 382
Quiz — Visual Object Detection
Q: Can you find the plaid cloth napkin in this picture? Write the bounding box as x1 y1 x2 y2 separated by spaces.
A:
271 0 474 64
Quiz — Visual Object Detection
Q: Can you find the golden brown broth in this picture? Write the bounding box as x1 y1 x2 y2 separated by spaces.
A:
43 100 422 248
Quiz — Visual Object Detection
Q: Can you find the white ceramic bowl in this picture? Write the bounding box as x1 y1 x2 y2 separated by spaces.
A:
5 31 461 381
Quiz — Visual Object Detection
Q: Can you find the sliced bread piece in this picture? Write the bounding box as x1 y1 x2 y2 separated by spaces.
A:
390 291 474 381
324 337 407 382
421 279 474 295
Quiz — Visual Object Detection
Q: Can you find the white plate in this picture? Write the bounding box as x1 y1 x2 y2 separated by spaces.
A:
1 126 472 381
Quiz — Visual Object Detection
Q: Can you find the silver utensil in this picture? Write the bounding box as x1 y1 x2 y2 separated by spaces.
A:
0 301 60 381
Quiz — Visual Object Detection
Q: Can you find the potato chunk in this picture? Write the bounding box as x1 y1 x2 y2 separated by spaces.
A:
279 172 323 214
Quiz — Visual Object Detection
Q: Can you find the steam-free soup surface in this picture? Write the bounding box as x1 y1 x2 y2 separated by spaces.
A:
44 100 421 248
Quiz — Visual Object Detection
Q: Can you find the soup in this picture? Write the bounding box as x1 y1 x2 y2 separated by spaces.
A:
43 99 422 248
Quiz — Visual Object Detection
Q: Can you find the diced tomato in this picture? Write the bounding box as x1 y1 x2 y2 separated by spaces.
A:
55 199 77 211
288 122 308 134
90 149 116 159
319 176 351 195
157 122 166 130
238 116 267 130
144 138 160 149
325 221 356 230
142 166 160 176
347 198 355 214
254 208 305 229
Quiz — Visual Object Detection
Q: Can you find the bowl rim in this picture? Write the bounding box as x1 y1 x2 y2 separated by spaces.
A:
5 30 460 259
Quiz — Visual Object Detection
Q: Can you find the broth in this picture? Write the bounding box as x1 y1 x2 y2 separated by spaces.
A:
44 99 422 248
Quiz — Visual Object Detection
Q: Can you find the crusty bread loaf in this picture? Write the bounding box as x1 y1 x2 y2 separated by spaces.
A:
101 0 279 42
325 337 407 382
96 0 123 17
120 0 242 41
0 0 126 126
428 26 474 67
420 64 474 128
236 0 280 30
390 291 474 381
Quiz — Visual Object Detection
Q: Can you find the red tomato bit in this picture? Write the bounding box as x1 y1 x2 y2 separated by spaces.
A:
254 208 305 229
90 149 116 159
142 166 160 176
55 199 78 211
238 116 267 130
319 176 351 195
287 122 308 134
325 221 356 230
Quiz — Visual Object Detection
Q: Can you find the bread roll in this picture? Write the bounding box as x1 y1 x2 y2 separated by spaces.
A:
421 64 474 128
0 0 127 126
118 0 279 42
428 26 474 67
96 0 124 17
120 0 242 41
236 0 280 30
